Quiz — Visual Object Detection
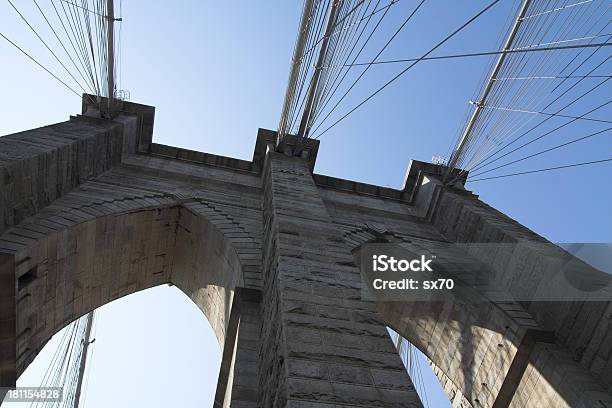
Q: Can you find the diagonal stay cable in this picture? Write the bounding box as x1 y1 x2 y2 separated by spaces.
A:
446 0 537 169
311 0 371 125
49 0 99 95
549 23 612 95
301 0 401 61
469 78 611 175
466 15 612 170
312 0 501 139
493 74 610 80
470 98 612 175
455 0 590 170
521 0 594 21
65 0 104 98
311 0 388 123
310 0 428 135
478 101 612 124
343 41 612 66
31 0 96 93
60 0 105 17
57 0 94 80
0 31 82 97
469 157 612 182
470 126 612 178
29 323 74 408
314 0 370 117
80 0 102 95
6 0 91 94
307 0 354 129
61 0 102 97
469 57 612 172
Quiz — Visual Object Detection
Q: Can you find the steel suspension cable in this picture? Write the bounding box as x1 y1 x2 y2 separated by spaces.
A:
0 31 82 97
6 0 92 94
469 157 612 182
470 126 612 178
310 0 428 136
312 0 502 139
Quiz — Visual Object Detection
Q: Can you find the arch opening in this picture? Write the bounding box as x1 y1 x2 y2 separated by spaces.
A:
4 198 247 381
4 284 222 407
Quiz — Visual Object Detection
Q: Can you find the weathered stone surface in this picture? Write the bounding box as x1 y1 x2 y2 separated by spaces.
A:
256 152 421 407
1 99 611 407
0 253 15 388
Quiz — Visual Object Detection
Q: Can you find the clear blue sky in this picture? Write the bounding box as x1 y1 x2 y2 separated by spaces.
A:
1 1 611 407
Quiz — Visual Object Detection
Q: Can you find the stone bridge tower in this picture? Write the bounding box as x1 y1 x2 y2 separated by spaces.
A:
1 98 611 407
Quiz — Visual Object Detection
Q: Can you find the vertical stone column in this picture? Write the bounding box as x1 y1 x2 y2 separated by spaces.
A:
229 290 262 407
0 253 16 389
259 151 421 407
215 288 261 408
